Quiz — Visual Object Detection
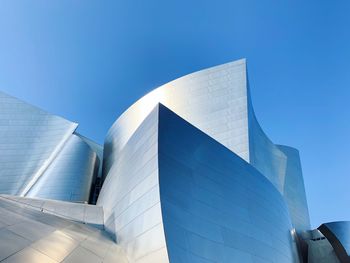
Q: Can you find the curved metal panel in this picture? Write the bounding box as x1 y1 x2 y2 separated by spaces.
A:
98 104 301 262
306 229 340 263
277 145 311 232
319 221 350 263
247 93 287 193
0 91 102 203
102 59 311 236
103 59 250 179
26 134 99 203
247 87 311 234
98 105 169 263
0 91 77 195
158 104 300 263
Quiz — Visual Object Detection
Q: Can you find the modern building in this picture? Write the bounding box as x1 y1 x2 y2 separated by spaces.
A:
0 59 347 262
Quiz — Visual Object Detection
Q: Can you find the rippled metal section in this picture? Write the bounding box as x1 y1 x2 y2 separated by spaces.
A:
26 134 99 202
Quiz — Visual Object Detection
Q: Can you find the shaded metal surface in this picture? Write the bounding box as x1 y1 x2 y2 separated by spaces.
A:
247 88 311 233
75 132 104 204
319 221 350 263
0 195 128 263
277 145 311 233
158 104 300 263
305 229 340 263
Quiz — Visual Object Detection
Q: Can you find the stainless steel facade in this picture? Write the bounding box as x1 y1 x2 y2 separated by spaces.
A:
25 134 99 202
0 91 100 203
102 59 311 235
0 58 346 262
319 222 350 262
0 195 128 263
97 104 300 262
102 59 250 179
158 104 300 262
97 106 168 262
305 229 340 263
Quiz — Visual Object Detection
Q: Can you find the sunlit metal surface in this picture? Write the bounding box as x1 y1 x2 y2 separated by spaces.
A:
98 106 169 262
0 91 101 203
0 195 104 228
98 104 301 262
0 59 321 262
103 59 250 179
101 59 310 235
0 195 128 263
26 134 99 202
0 91 77 195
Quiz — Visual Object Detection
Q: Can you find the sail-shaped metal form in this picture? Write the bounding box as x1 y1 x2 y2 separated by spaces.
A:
0 59 346 263
0 91 100 202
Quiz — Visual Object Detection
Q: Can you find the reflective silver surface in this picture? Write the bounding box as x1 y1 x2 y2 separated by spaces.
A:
305 229 340 263
0 59 327 262
248 89 311 233
0 195 129 263
102 59 311 236
0 91 101 203
319 221 350 262
0 91 77 196
98 106 169 263
98 104 301 262
277 145 311 233
103 59 250 179
158 104 300 263
26 134 99 202
0 195 104 228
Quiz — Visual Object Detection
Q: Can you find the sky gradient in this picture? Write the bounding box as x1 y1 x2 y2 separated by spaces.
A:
0 1 349 228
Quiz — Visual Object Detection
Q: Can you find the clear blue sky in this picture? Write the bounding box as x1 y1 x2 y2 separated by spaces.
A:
0 1 349 228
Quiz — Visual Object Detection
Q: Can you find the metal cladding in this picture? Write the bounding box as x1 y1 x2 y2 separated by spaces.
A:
0 91 100 203
102 59 310 235
97 104 301 262
0 195 128 263
0 58 345 262
319 222 350 263
25 134 99 202
306 229 340 263
158 104 300 262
